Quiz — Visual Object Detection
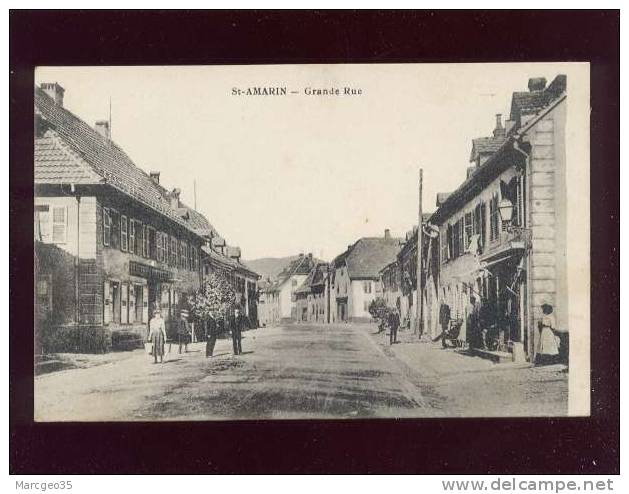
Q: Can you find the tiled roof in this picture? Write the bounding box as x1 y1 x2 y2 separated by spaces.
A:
469 136 507 162
295 263 328 293
201 245 259 278
34 86 198 233
342 237 402 280
34 132 103 184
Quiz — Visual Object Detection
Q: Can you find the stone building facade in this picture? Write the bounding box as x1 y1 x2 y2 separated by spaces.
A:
424 75 568 361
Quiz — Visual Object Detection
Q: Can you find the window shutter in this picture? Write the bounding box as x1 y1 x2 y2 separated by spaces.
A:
120 215 128 252
103 208 111 246
142 284 149 325
121 283 129 324
129 220 135 254
103 280 112 324
52 206 67 243
111 210 120 249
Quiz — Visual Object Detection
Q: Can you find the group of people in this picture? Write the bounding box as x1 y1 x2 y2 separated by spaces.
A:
146 306 248 364
438 295 563 365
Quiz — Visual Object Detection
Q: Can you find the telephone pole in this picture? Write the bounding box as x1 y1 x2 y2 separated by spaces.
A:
416 168 424 337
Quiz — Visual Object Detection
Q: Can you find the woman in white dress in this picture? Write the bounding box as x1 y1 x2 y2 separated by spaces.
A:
536 303 559 365
148 309 167 364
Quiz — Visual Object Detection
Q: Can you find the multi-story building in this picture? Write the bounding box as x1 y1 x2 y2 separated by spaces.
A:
34 82 257 352
424 75 568 362
331 230 401 322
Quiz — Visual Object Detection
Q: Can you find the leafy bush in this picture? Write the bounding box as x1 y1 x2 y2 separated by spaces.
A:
368 297 389 323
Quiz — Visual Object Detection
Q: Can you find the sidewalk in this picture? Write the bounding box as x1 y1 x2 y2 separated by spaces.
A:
364 324 569 417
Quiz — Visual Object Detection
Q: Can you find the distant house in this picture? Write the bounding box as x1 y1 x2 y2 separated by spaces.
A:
259 253 319 323
294 262 329 323
331 230 402 323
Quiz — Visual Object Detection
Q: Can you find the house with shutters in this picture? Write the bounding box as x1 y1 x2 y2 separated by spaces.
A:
33 82 256 352
294 262 329 323
331 230 402 323
424 75 568 363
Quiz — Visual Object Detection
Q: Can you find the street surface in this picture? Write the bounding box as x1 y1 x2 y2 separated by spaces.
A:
34 323 568 421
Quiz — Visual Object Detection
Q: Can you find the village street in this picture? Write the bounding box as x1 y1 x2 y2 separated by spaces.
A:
34 323 568 421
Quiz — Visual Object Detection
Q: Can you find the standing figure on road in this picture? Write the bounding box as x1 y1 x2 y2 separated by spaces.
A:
148 308 167 364
466 295 481 349
177 309 191 354
206 316 218 357
231 307 244 355
388 308 400 345
536 303 560 365
439 301 451 348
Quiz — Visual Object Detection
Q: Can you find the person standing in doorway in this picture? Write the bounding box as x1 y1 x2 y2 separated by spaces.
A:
148 308 166 364
232 307 244 355
177 309 191 354
388 308 400 345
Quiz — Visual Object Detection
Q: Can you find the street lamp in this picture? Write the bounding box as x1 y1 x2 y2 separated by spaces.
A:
498 197 531 248
498 198 514 225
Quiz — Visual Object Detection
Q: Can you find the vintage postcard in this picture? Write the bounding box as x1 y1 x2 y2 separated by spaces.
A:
33 63 590 421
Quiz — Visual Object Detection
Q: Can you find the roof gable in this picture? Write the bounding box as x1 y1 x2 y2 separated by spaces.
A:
343 237 402 279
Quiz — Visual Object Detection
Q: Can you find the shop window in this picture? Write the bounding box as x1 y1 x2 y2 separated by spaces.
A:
111 281 121 324
121 283 129 324
120 215 128 252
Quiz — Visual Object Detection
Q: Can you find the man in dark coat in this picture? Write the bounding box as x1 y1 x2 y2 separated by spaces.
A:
388 308 400 345
439 302 451 348
205 316 218 358
232 307 245 355
177 309 191 354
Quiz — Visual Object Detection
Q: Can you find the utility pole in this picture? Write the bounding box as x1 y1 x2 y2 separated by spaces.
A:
416 168 424 337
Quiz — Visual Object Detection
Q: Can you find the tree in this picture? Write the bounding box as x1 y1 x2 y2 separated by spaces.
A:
188 271 237 325
368 297 390 332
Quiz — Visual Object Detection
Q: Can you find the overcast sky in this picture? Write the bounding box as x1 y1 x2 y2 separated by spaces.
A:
36 63 583 261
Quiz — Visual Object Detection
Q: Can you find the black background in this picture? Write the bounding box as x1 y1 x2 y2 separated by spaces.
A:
10 10 619 474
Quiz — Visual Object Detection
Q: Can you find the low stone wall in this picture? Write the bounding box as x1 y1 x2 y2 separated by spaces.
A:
37 323 112 354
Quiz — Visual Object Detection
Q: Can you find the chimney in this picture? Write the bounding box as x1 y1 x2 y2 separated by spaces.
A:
95 120 110 139
493 114 505 138
41 82 65 107
169 188 181 209
150 171 160 185
528 77 547 92
384 229 391 239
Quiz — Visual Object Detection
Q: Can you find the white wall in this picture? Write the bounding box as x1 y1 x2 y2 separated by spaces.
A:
34 195 97 259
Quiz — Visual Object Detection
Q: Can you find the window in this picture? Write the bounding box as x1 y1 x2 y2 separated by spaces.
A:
181 241 188 270
170 236 178 267
447 224 453 262
440 228 448 264
163 233 169 264
120 215 128 251
142 224 148 257
129 219 136 254
134 221 143 255
363 281 372 294
147 227 156 259
480 202 487 251
464 212 473 247
52 206 67 243
364 300 370 312
110 209 120 249
191 246 198 271
156 232 163 262
457 218 464 257
489 192 500 242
